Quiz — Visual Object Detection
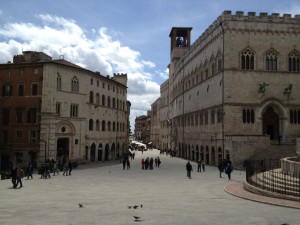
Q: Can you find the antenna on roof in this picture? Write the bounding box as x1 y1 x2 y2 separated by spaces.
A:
59 55 64 59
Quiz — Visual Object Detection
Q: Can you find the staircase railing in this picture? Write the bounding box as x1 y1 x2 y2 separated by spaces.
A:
244 159 300 199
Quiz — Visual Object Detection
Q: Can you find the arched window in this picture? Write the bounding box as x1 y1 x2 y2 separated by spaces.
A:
113 121 116 131
288 51 300 72
2 84 12 97
96 93 100 105
112 98 116 108
242 109 255 124
71 76 79 93
102 95 105 106
18 84 24 96
57 75 61 91
102 120 106 131
96 119 100 131
266 50 278 71
107 96 111 107
89 91 94 104
241 49 255 70
108 121 111 131
89 119 93 131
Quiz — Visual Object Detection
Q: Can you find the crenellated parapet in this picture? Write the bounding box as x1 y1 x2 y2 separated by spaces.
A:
191 11 300 52
112 73 128 86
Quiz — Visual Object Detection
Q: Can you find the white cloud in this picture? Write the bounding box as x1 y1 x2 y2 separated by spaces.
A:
0 14 161 131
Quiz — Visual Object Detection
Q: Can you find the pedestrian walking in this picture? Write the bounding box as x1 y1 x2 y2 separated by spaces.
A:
145 157 149 170
197 160 201 172
26 161 33 179
157 157 161 167
11 165 17 188
122 158 126 170
225 163 233 180
52 161 59 176
149 157 154 170
218 161 224 178
44 163 51 178
201 160 206 172
141 158 145 169
68 160 73 175
186 161 193 179
16 167 24 188
126 159 130 170
63 162 69 176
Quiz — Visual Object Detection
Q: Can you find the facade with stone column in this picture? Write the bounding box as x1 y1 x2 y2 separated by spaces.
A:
151 11 300 166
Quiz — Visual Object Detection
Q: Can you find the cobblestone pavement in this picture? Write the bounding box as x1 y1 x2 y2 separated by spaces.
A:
0 149 298 225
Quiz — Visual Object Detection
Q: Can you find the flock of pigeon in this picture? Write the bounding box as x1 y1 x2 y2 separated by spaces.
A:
78 203 144 222
128 204 143 221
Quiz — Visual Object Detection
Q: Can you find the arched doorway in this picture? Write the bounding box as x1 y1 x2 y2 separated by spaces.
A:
98 144 103 161
196 145 199 162
105 144 110 161
211 147 215 165
200 146 204 161
90 143 96 162
57 138 69 165
111 143 116 160
263 107 279 140
205 146 209 164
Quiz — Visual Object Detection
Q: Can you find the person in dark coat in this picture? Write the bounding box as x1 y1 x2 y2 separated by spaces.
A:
197 160 201 172
186 161 193 179
218 161 224 178
225 163 233 180
122 158 126 170
68 160 73 175
26 161 33 179
11 165 17 188
16 167 24 188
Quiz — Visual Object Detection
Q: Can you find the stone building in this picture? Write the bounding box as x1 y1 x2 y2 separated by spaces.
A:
134 113 150 144
151 11 300 166
0 51 130 170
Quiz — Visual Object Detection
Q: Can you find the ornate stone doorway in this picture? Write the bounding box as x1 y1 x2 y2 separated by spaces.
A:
57 138 69 164
263 107 279 140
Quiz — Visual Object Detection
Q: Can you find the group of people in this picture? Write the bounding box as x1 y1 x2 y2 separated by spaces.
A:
141 157 161 170
186 159 233 180
197 160 206 172
218 159 233 180
40 159 72 178
9 158 74 189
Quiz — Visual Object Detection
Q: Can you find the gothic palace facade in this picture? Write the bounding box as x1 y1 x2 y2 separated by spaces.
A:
151 11 300 166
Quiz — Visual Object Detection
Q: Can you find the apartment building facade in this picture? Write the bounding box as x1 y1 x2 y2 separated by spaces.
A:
0 51 130 170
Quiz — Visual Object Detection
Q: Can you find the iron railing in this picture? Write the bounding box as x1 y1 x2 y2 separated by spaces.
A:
244 159 300 199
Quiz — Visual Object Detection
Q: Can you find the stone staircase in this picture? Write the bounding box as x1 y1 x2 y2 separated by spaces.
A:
244 168 300 201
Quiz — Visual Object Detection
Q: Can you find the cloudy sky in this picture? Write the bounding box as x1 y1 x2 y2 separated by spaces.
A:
0 0 299 132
